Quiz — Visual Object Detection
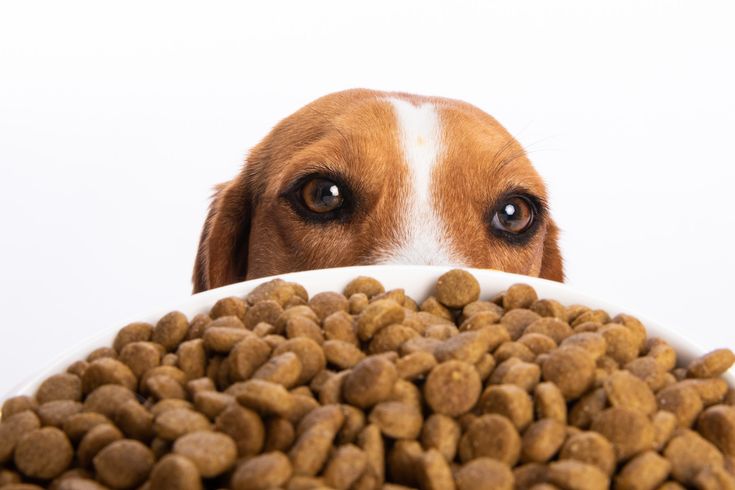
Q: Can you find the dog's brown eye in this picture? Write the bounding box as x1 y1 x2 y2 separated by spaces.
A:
492 196 534 234
301 178 344 213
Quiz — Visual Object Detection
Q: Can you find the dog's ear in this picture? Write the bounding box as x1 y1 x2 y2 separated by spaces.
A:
192 177 251 293
539 219 564 282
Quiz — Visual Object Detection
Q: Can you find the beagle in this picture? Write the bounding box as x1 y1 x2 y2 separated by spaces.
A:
192 89 563 293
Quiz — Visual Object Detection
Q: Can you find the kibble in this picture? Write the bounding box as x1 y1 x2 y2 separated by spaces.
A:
2 270 734 489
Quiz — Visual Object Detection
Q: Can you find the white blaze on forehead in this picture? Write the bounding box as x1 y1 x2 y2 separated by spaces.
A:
375 98 467 266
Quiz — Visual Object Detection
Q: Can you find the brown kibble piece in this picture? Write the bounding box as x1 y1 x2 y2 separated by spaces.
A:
2 396 38 421
688 349 735 379
153 311 189 352
119 341 162 379
149 454 202 490
519 333 557 356
455 457 513 490
420 296 454 321
525 318 572 344
546 460 609 490
173 431 237 478
531 298 566 320
228 336 272 381
652 410 678 451
534 382 567 424
424 360 482 417
146 374 186 400
309 292 349 321
422 414 461 462
35 374 82 404
502 284 538 311
323 310 358 344
697 404 735 456
344 276 385 299
356 299 405 341
522 418 566 463
591 407 654 461
86 347 117 362
153 408 210 441
176 339 206 380
343 356 398 408
434 331 490 364
115 400 154 441
83 385 137 419
232 451 293 490
435 269 481 308
246 279 295 306
603 370 657 415
252 351 303 388
77 424 123 468
656 383 704 427
417 449 456 490
246 300 284 330
234 380 295 418
369 401 422 439
569 388 607 429
273 337 326 385
692 465 735 490
560 332 607 360
513 463 548 489
625 356 667 391
210 296 248 322
36 400 81 428
14 427 72 480
215 404 265 457
459 414 521 465
93 439 154 489
615 451 671 490
348 293 369 314
323 340 366 369
265 417 295 452
479 384 533 431
285 316 324 344
62 412 109 443
113 322 153 352
369 324 419 353
560 431 616 476
599 324 638 365
203 327 251 353
664 429 724 485
322 445 367 490
0 411 41 463
502 309 542 340
541 346 596 400
396 351 437 380
289 406 344 476
81 358 137 395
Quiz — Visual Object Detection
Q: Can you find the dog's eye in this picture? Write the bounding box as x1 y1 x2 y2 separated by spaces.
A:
491 195 535 234
300 178 344 214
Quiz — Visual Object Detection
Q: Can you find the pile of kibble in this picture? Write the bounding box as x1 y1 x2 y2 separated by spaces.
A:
1 270 735 490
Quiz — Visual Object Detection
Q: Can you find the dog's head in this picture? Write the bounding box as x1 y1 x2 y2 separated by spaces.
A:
193 89 563 292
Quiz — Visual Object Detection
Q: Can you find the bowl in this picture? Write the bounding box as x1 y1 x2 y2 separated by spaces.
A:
5 265 714 399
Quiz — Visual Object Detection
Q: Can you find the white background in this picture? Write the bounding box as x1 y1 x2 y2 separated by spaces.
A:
1 0 734 397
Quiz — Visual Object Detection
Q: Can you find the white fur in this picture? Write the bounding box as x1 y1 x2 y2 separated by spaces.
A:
374 98 466 266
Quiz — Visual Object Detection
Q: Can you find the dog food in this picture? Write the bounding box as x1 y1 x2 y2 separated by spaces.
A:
1 269 734 490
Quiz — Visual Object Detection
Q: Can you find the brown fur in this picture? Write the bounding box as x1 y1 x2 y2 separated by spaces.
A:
193 89 564 293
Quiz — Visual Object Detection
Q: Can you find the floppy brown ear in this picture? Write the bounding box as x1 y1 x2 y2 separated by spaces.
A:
539 220 564 282
192 178 252 293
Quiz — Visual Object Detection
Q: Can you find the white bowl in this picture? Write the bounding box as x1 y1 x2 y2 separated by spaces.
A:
5 265 714 399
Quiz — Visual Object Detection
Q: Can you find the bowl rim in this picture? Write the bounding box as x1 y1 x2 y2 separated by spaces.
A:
4 264 717 399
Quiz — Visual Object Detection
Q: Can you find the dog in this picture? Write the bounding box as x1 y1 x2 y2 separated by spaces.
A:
192 89 563 293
